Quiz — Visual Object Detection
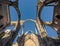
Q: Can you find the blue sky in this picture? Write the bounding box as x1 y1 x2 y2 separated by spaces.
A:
9 0 58 42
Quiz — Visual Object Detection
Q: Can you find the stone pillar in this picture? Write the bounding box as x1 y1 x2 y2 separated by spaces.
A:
0 0 10 30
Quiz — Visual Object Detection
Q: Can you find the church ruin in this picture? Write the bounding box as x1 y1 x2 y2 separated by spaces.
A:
0 0 60 46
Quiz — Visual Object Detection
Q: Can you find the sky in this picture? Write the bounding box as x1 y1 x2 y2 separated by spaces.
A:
9 0 58 43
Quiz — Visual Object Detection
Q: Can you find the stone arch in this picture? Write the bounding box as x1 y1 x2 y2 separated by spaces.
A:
17 33 41 46
21 19 39 34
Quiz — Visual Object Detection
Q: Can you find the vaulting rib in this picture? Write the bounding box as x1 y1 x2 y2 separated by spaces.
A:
36 0 60 46
52 0 60 38
0 0 10 41
38 0 60 39
45 0 60 39
0 0 20 46
36 0 47 38
4 1 20 46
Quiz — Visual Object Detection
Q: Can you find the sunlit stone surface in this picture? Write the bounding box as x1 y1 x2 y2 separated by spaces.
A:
24 39 36 46
13 43 18 46
12 34 40 46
